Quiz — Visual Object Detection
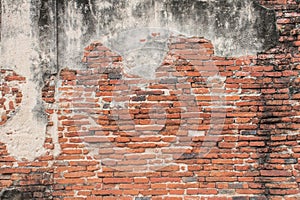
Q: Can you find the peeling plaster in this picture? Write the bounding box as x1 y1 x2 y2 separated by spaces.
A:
0 0 278 161
0 0 48 161
58 0 278 68
1 81 47 161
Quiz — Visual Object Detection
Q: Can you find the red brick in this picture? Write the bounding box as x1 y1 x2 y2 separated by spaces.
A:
3 25 300 200
103 178 133 183
261 170 292 177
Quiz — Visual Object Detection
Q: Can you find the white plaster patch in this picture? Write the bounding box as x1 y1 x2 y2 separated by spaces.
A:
1 81 46 161
0 0 48 161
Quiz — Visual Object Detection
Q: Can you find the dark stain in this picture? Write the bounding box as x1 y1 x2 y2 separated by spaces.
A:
58 0 126 44
232 196 248 200
74 0 97 41
178 153 198 160
104 67 122 80
289 86 300 95
131 95 146 101
38 0 58 76
135 197 151 200
95 1 127 33
0 189 22 200
132 0 155 21
249 197 268 200
241 130 257 135
108 71 122 79
57 0 95 60
55 0 280 66
166 0 278 55
38 0 50 28
285 158 298 164
253 2 279 50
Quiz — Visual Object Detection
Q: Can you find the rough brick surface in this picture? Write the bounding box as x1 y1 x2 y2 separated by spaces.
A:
0 70 25 125
1 0 300 199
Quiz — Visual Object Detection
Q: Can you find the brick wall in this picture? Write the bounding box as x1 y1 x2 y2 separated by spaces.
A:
1 0 300 199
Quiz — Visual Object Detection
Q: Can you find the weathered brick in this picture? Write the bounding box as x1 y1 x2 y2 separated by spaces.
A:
2 5 300 199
